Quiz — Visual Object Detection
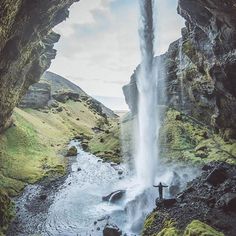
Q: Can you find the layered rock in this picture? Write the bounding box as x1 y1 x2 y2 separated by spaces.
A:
0 0 78 133
123 0 236 139
142 162 236 236
19 82 51 109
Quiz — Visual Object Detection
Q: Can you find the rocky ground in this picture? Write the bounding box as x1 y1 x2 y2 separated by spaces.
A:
142 162 236 236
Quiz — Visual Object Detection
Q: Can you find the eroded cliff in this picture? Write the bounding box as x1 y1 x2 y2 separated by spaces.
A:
0 0 78 133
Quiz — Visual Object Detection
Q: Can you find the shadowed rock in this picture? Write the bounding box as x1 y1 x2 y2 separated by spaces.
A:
103 224 122 236
102 190 126 203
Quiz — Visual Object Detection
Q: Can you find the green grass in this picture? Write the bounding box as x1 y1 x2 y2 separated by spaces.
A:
159 109 236 165
88 120 122 163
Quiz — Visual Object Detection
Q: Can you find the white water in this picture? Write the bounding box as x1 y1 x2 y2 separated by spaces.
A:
123 0 161 233
178 38 185 109
135 0 158 189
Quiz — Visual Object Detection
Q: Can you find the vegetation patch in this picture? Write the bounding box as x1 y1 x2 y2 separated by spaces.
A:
159 109 236 165
183 220 224 236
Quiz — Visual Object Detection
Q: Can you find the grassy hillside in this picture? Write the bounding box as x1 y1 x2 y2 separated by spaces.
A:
0 100 106 197
159 109 236 165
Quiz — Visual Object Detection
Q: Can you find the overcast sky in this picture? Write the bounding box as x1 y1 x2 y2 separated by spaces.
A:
49 0 184 109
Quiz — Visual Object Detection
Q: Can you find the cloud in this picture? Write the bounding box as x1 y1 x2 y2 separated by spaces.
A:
50 0 184 98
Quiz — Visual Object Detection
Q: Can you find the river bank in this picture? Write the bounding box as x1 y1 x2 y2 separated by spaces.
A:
7 141 127 236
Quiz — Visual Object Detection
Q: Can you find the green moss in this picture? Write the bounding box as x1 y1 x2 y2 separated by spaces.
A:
0 190 14 234
88 120 121 163
155 227 180 236
159 108 236 164
184 220 224 236
143 212 158 232
182 40 199 63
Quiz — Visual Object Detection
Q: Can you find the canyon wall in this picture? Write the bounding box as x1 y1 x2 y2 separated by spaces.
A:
123 0 236 139
0 0 78 133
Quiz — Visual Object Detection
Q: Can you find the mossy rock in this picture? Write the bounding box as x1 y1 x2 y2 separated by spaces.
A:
183 220 224 236
66 146 77 156
0 190 14 234
155 227 180 236
142 212 158 233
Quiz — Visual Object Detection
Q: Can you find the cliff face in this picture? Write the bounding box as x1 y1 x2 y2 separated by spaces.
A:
0 0 78 133
123 0 236 139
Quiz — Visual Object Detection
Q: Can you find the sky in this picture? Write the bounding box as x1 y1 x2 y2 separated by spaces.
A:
50 0 184 110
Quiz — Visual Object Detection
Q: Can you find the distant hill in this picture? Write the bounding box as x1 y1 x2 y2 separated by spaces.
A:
42 71 117 118
42 71 87 96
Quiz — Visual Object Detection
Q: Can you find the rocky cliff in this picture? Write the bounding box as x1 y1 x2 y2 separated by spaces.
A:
123 0 236 140
0 0 78 133
18 71 118 118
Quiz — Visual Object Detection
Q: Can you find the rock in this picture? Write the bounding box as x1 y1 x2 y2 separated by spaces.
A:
66 146 77 156
56 106 63 112
155 198 177 208
103 224 122 236
52 92 80 103
102 190 126 203
0 0 77 133
77 167 81 172
19 83 51 109
117 170 123 175
217 193 236 212
206 167 228 186
39 194 47 201
81 143 88 150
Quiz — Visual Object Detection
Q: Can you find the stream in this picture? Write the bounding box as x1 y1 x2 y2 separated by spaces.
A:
7 140 198 236
8 141 129 235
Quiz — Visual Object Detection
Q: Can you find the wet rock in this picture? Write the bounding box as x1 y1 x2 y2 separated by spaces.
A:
81 142 88 150
66 146 77 156
155 198 177 208
102 190 126 203
206 167 228 186
103 224 122 236
77 167 82 171
169 171 181 196
39 194 47 201
118 170 123 175
217 193 236 212
19 83 51 109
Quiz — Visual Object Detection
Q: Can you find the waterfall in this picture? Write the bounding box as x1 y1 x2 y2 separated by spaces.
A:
124 1 164 233
178 38 185 110
135 0 158 188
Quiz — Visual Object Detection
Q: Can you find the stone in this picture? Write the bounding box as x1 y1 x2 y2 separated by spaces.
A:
0 0 77 133
66 146 77 156
19 83 51 109
102 190 126 203
217 193 236 212
155 198 177 208
103 224 122 236
39 194 47 201
206 168 228 186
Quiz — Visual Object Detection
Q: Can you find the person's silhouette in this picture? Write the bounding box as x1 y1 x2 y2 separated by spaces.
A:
153 182 168 200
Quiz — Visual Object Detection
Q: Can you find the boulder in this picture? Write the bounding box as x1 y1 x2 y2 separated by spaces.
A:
206 168 228 186
156 198 177 208
217 193 236 212
19 83 51 109
103 224 122 236
102 190 126 203
66 146 77 156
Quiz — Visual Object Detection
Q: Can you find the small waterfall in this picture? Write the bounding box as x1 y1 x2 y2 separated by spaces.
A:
178 38 185 110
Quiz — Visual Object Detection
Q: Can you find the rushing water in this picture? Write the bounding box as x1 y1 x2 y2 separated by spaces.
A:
135 0 158 188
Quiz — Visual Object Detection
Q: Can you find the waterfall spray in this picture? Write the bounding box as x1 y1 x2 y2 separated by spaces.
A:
135 0 158 188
